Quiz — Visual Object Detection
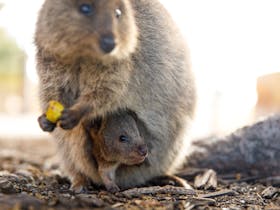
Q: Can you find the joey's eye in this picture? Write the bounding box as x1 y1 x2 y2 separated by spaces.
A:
79 4 93 16
119 135 129 143
115 8 122 18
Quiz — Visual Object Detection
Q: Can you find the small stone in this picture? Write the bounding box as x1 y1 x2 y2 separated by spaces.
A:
240 200 246 204
261 186 279 199
111 203 124 208
0 178 19 194
62 193 72 198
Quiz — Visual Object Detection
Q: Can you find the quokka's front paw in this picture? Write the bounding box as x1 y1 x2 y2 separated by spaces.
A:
106 183 120 193
70 184 88 194
38 114 56 132
59 108 82 130
70 177 89 194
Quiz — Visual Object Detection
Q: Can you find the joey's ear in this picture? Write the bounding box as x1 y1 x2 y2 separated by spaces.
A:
91 117 103 134
126 110 138 121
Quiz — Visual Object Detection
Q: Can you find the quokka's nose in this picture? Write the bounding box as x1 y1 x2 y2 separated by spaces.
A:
99 34 116 53
137 145 148 157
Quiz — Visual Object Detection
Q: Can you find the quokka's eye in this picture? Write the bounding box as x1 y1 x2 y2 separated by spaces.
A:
119 135 129 143
115 8 122 18
79 4 93 16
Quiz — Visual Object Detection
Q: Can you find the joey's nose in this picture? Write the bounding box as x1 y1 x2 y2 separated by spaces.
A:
137 145 148 157
99 34 116 53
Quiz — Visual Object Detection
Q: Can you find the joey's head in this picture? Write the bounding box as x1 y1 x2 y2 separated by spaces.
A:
35 0 138 63
90 113 148 165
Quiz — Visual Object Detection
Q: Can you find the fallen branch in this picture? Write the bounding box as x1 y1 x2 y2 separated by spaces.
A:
187 114 280 176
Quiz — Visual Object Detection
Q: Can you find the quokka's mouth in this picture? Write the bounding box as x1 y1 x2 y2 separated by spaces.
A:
127 155 147 165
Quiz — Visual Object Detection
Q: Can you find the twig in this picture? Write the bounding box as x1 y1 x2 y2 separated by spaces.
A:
198 189 236 199
122 185 196 197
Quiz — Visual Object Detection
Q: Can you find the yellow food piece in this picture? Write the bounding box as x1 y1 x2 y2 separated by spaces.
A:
45 100 64 123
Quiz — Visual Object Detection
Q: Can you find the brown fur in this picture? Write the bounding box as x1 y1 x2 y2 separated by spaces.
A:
86 112 147 192
35 0 196 189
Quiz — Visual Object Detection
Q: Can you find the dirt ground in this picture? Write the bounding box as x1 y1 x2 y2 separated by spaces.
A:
0 138 279 210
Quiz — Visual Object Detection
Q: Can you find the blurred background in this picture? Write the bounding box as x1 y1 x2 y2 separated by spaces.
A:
0 0 280 140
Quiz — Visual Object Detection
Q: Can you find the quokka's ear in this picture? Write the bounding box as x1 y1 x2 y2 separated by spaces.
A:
126 109 138 121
